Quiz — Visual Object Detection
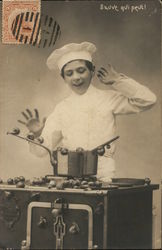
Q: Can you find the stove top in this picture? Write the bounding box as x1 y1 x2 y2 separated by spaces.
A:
0 176 152 191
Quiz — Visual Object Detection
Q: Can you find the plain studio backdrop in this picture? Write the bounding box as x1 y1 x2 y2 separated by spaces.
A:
0 0 161 248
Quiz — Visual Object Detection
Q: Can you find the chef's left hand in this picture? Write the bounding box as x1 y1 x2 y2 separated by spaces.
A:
97 64 120 85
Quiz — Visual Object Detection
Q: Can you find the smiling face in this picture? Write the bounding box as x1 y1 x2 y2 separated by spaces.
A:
62 60 94 95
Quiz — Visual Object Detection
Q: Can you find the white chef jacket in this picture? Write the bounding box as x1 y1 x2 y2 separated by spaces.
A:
34 74 156 181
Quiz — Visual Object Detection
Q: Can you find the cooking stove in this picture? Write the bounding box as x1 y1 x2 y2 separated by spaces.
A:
0 176 159 249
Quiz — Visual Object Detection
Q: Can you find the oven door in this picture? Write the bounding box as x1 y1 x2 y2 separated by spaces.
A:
23 201 93 250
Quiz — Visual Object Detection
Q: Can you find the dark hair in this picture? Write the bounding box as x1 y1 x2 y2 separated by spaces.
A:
61 60 95 78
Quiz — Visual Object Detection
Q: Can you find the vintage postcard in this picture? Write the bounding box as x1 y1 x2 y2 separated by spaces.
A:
0 0 161 249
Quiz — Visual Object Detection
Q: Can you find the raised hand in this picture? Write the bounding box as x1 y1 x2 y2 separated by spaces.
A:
97 64 120 85
17 108 46 138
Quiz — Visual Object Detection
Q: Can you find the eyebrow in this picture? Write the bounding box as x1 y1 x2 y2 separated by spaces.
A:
65 66 86 71
64 68 74 74
64 69 73 72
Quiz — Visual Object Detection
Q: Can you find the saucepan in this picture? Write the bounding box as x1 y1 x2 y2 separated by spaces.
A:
7 128 119 177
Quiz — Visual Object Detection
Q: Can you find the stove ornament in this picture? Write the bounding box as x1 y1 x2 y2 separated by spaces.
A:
69 222 80 234
37 216 47 228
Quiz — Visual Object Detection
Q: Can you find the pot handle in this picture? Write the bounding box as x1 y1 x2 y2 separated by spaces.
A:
92 136 120 152
7 130 56 167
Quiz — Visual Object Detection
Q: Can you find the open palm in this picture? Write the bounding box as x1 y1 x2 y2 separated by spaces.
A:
18 109 46 138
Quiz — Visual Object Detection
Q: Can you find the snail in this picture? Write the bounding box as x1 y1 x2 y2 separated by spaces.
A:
27 132 35 140
11 127 20 135
97 146 105 156
61 148 68 155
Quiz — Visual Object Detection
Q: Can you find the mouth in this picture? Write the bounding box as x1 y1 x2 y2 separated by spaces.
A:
72 81 84 87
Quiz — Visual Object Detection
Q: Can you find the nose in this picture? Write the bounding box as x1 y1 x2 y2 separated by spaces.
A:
72 71 81 81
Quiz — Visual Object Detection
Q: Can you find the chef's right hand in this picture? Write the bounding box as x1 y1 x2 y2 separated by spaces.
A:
17 108 46 138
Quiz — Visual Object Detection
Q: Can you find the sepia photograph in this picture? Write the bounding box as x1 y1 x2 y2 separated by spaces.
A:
0 0 161 249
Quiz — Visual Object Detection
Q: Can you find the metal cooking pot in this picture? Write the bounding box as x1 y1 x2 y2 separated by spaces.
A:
52 148 98 177
7 128 119 177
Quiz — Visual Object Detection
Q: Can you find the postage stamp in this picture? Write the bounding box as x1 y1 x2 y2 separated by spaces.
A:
2 0 61 47
2 0 41 45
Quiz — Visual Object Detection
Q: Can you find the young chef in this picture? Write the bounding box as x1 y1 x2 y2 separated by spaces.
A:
19 42 157 181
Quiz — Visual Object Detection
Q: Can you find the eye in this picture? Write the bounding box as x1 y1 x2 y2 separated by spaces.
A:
64 70 73 77
77 67 86 74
